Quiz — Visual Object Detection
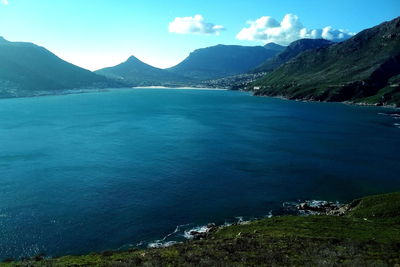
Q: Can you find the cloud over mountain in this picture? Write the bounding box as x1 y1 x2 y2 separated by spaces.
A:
236 14 354 45
169 15 225 35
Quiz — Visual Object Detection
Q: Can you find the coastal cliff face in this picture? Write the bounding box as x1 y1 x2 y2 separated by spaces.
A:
252 17 400 107
4 191 400 266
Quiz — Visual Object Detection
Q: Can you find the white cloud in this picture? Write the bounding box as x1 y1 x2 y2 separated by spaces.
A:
169 15 225 35
236 14 355 45
1 0 9 5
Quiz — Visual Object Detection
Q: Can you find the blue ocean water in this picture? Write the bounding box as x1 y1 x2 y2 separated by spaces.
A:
0 88 399 259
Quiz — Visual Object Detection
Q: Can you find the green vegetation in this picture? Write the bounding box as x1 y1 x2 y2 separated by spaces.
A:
253 17 400 107
359 75 400 106
3 191 400 266
347 191 400 220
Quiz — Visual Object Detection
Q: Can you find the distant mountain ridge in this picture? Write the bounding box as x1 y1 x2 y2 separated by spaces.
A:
263 42 286 52
97 44 284 85
167 44 282 80
96 56 190 86
253 17 400 106
0 37 121 98
253 39 333 73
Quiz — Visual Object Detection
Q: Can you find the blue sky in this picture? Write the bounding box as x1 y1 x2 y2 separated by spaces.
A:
0 0 399 70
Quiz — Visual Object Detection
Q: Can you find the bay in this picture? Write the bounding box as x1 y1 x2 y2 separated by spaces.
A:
0 88 399 259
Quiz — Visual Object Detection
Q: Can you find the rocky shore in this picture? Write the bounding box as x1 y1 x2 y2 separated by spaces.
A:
3 192 400 266
182 198 356 241
293 200 353 216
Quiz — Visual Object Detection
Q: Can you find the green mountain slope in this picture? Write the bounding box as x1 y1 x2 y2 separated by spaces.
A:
253 17 400 107
253 39 333 73
0 37 121 98
167 44 281 80
96 56 191 86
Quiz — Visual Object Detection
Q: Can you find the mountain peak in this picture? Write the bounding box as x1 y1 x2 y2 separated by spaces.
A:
122 56 161 70
126 55 142 63
264 42 286 52
288 39 333 49
253 38 334 73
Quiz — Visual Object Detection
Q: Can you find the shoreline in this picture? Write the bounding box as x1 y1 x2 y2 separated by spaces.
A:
0 87 397 110
128 198 344 250
0 197 342 261
4 191 399 266
246 90 400 110
131 86 228 90
0 87 229 101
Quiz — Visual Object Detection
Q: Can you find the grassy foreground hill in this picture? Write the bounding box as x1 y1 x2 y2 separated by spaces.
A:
252 17 400 107
3 191 400 266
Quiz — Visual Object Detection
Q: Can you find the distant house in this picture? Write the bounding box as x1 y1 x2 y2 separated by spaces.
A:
253 86 261 90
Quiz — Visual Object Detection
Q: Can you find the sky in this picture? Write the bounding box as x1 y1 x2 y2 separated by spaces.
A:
0 0 399 71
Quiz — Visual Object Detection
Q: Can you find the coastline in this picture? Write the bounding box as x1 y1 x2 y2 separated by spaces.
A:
0 87 229 101
132 86 228 90
246 90 400 110
1 87 397 110
135 199 344 250
3 191 399 266
0 88 113 101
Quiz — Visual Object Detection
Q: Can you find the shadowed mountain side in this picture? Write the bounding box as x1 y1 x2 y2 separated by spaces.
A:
252 39 334 73
0 37 123 98
263 42 286 52
167 44 282 80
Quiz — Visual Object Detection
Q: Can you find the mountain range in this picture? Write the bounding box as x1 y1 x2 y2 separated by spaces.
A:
201 39 336 89
97 44 285 86
0 16 399 106
0 37 121 98
253 16 400 106
166 44 284 80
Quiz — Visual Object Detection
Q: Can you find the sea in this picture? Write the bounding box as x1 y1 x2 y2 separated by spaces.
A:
0 88 399 260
